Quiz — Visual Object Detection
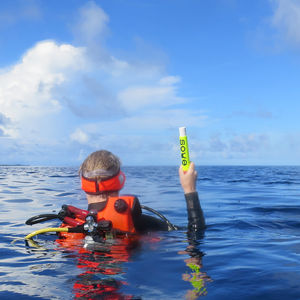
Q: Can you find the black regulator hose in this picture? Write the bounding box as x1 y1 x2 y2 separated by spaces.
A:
141 205 178 231
25 214 59 225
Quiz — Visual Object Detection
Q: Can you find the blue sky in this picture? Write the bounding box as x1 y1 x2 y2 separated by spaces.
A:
0 0 300 166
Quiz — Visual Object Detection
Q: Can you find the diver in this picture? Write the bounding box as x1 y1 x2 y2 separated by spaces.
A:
25 149 205 242
79 149 205 234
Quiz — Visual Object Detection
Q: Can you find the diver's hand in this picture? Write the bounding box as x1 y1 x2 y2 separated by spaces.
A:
179 162 197 194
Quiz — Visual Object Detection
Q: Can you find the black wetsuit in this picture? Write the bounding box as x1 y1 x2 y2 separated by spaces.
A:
88 192 205 233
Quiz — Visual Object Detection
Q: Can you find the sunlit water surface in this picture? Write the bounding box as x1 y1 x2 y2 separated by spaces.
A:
1 166 300 299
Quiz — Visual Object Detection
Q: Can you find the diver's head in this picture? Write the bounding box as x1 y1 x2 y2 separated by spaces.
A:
79 150 125 203
80 150 121 179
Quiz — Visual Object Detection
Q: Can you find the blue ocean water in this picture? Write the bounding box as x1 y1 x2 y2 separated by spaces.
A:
1 165 300 299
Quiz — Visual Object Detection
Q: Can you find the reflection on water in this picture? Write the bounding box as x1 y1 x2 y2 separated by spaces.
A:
2 166 300 299
57 236 141 299
180 241 212 299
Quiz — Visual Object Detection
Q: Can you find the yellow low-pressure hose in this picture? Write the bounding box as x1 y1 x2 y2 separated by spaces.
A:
25 227 69 240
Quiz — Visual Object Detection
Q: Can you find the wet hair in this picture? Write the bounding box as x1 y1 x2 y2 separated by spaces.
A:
79 150 121 181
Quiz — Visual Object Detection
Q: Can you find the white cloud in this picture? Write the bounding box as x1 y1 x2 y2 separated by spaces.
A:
118 79 184 112
270 0 300 47
0 35 193 149
208 133 269 154
159 76 181 86
0 40 86 137
73 1 110 48
70 128 89 144
229 133 269 153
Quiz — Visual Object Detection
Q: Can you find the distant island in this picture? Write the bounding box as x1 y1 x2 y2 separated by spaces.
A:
0 164 28 166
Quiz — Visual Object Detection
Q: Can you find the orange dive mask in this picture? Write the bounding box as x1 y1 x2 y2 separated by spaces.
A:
81 171 126 194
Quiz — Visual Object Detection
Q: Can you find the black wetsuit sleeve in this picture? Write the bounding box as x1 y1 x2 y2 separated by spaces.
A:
131 197 169 233
132 193 205 234
185 192 205 232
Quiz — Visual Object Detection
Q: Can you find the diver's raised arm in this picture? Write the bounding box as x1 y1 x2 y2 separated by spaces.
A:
179 162 205 232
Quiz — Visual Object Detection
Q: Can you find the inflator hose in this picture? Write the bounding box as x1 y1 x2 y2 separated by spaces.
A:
25 227 68 240
25 214 59 225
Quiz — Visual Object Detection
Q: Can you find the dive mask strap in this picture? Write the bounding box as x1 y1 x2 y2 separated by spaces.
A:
81 171 126 194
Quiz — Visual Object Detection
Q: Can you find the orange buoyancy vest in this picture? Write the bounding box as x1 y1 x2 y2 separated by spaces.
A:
97 195 138 234
58 195 138 242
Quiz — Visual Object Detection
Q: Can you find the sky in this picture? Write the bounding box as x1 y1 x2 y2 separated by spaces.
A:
0 0 300 166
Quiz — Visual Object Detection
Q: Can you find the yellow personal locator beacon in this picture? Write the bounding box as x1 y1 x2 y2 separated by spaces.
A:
179 127 190 172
